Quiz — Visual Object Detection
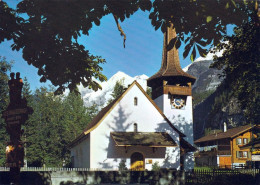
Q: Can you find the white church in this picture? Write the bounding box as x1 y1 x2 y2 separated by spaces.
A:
69 25 196 171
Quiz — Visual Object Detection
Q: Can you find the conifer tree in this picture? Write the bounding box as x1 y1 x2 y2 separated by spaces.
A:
25 86 98 167
108 79 126 104
0 56 12 166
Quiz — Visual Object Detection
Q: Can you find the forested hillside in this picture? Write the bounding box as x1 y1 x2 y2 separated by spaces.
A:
193 15 259 139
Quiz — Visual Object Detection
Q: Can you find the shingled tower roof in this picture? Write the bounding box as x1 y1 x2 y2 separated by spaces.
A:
147 25 196 88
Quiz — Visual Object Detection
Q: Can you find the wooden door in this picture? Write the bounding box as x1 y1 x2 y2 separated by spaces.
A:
131 152 144 170
219 156 231 168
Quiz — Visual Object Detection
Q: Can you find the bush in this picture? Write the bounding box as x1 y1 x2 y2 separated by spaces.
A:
152 162 160 171
118 159 127 171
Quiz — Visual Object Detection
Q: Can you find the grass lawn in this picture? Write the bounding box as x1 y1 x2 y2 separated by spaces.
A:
194 166 214 171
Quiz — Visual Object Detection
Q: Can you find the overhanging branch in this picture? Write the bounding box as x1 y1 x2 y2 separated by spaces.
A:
113 14 126 48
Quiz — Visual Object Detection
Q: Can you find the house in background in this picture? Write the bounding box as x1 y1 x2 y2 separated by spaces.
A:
194 124 258 168
240 128 260 169
69 25 196 170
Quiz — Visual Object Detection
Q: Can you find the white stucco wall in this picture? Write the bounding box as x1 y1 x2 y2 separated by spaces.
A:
70 135 90 168
154 94 194 170
88 84 180 170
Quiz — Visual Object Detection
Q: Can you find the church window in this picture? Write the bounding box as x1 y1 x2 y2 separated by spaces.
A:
134 123 138 132
134 97 138 106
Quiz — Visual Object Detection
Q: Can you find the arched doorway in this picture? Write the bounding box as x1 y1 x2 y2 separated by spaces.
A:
130 152 144 170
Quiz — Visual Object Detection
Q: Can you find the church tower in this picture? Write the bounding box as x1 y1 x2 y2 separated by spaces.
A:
147 24 196 152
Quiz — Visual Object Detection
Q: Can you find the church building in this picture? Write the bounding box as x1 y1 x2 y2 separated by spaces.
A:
69 25 196 170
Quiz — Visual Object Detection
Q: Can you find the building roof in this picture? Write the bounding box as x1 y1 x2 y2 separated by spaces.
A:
180 138 197 152
69 81 185 148
194 125 254 144
111 132 177 147
147 24 196 88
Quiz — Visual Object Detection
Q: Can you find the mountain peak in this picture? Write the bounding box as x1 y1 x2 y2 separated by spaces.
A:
113 71 127 76
134 74 149 80
81 71 148 109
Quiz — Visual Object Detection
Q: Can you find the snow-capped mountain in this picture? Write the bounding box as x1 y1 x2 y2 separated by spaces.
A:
80 71 148 108
80 50 223 109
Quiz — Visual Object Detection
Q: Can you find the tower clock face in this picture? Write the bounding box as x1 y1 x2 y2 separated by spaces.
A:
172 97 186 109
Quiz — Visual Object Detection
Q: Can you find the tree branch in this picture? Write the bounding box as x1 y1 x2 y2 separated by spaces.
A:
113 14 126 48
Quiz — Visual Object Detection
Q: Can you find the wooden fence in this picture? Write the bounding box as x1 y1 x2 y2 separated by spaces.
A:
1 167 259 184
186 168 260 184
0 167 119 172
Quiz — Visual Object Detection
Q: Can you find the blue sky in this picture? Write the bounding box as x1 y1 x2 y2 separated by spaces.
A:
0 1 215 91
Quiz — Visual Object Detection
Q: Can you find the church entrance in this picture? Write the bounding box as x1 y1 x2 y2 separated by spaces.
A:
130 152 144 170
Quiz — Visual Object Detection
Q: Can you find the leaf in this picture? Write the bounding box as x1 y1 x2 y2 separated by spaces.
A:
167 37 177 51
184 37 190 44
149 12 155 19
183 43 192 59
206 16 212 23
190 46 196 62
40 76 46 82
230 0 237 8
161 23 167 33
225 2 229 9
94 18 100 26
154 21 161 31
197 45 207 57
175 39 181 49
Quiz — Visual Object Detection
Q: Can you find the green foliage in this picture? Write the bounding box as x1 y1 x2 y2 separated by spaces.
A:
204 128 212 136
0 1 20 43
0 56 12 166
193 90 215 106
24 87 98 167
207 85 234 124
108 79 125 104
22 77 32 102
151 161 160 171
204 128 222 136
211 12 260 125
0 65 98 167
146 87 152 98
118 159 127 171
0 0 256 93
194 166 214 171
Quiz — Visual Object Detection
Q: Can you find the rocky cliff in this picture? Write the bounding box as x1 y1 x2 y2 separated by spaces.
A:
184 57 246 140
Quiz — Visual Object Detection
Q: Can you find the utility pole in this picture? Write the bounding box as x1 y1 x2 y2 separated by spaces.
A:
1 72 33 184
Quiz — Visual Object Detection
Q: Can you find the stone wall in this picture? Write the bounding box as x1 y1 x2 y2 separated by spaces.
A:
0 170 185 185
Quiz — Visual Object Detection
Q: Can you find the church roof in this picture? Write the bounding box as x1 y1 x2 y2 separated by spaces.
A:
111 132 177 147
194 125 254 145
147 25 196 87
180 138 197 152
69 81 185 148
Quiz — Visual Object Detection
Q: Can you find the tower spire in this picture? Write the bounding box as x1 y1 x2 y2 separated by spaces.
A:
147 24 195 88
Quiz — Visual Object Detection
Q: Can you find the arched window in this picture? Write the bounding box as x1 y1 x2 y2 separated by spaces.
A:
134 97 138 106
134 123 138 132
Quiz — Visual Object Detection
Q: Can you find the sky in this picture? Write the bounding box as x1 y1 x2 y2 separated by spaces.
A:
0 1 223 91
